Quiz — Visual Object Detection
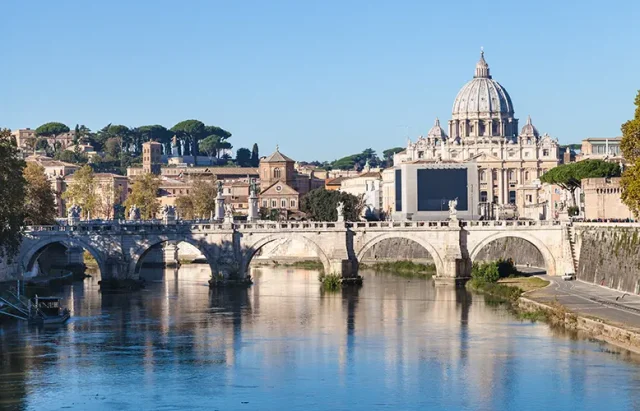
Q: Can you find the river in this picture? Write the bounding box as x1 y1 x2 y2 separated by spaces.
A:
1 265 640 410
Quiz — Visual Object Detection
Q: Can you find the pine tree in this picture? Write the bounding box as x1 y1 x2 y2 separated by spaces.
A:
621 91 640 216
23 162 57 225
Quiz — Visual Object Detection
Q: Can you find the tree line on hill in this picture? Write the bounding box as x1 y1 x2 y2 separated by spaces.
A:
26 120 261 174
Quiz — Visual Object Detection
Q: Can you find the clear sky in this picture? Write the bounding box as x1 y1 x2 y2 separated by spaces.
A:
2 0 639 161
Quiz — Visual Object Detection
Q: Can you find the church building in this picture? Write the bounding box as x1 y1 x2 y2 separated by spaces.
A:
391 51 560 219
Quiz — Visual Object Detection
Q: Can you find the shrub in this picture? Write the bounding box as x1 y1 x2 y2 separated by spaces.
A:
471 261 500 284
497 258 519 278
319 273 342 291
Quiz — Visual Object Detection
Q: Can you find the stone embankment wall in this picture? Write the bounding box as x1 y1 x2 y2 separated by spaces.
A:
474 238 545 268
519 297 640 354
576 225 640 294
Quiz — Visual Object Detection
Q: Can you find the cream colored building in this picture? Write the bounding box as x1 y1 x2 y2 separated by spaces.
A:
11 128 36 151
26 155 80 217
582 177 634 221
339 168 383 218
579 137 623 161
392 51 560 218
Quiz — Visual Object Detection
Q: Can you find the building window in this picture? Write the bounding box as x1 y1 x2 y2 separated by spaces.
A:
274 168 281 179
491 170 497 181
290 199 296 208
480 170 486 181
418 151 424 159
509 191 516 204
271 200 277 208
262 200 267 207
526 194 533 203
509 170 516 181
543 149 549 156
525 152 530 158
281 199 287 208
525 171 530 181
480 191 488 202
493 195 499 204
527 138 532 145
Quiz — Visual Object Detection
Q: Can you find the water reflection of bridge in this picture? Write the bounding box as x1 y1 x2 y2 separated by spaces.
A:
13 220 575 284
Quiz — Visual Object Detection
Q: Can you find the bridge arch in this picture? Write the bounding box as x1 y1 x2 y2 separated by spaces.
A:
128 237 216 276
20 236 108 277
355 232 445 276
469 232 557 276
243 234 332 275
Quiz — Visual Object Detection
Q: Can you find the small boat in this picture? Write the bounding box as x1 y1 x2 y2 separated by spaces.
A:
29 296 71 324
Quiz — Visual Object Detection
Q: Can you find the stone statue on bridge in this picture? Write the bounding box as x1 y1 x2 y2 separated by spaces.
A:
224 203 234 223
129 204 141 221
217 180 224 196
448 198 458 220
336 201 345 222
67 204 81 219
67 204 82 225
161 205 176 224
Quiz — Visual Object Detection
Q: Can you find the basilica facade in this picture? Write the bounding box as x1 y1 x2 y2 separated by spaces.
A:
391 51 560 219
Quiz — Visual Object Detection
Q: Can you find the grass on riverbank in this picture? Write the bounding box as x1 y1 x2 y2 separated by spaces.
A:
360 260 436 278
276 260 324 270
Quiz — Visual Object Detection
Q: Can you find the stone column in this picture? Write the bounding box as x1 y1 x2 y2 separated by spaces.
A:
214 193 225 221
497 168 504 204
487 168 494 204
247 192 259 222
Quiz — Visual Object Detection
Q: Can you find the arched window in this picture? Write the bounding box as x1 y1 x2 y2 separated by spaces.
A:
281 199 287 208
290 199 296 208
274 168 281 179
479 170 486 181
525 171 530 181
509 169 516 181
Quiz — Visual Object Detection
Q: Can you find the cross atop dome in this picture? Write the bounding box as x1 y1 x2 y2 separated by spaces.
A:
474 48 491 79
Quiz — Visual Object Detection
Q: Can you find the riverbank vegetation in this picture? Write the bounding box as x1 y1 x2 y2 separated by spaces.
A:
467 259 549 304
360 260 436 277
319 273 342 291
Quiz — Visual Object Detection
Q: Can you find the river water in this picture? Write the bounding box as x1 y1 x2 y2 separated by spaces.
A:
2 266 640 410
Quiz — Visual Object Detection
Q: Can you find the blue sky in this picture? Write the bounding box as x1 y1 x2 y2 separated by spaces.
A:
2 0 639 161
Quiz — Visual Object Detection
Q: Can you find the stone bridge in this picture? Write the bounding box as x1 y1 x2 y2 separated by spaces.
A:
10 219 576 285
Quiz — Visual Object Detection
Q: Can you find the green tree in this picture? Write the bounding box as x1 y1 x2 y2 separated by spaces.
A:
540 159 621 205
138 125 173 154
191 178 217 218
199 135 219 159
300 188 365 221
251 143 260 167
621 90 640 216
23 162 57 225
175 195 195 220
171 120 205 157
382 146 404 166
0 129 26 259
35 122 70 152
62 165 98 219
124 173 160 219
236 148 252 167
331 149 381 170
104 137 122 159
